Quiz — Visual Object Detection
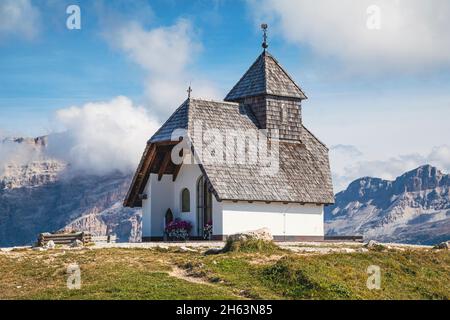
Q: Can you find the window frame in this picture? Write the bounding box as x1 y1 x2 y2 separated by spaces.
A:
181 188 190 212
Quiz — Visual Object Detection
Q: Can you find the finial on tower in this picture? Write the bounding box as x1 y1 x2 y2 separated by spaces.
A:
187 84 192 99
261 23 268 51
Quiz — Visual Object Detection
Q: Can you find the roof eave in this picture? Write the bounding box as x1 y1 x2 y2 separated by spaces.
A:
219 198 334 205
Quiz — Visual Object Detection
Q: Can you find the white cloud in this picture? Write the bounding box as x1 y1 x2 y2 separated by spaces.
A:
331 145 363 158
331 144 450 191
249 0 450 72
0 138 43 176
428 145 450 170
105 19 221 116
0 0 40 40
47 96 159 175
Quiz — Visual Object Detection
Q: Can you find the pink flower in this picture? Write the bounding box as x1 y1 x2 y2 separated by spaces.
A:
165 219 192 233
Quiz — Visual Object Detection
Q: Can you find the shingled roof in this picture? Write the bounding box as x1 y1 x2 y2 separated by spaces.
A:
224 51 307 102
125 46 334 207
150 100 189 143
127 98 334 206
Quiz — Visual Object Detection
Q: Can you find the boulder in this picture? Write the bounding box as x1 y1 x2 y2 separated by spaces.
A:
70 240 84 248
365 240 380 248
433 241 449 250
179 246 197 253
227 228 273 242
45 240 55 249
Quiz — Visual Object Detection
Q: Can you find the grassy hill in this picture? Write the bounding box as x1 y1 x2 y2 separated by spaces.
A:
0 245 448 300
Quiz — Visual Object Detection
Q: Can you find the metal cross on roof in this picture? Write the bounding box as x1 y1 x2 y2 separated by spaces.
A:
261 23 268 51
187 85 192 99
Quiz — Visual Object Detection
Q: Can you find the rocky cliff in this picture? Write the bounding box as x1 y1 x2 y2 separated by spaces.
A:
0 137 141 247
325 165 450 245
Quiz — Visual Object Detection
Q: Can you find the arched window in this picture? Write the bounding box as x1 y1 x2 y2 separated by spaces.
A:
181 188 190 212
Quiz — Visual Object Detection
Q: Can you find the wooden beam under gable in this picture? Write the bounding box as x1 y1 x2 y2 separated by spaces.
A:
138 143 157 189
143 144 157 174
134 144 157 205
158 151 171 181
124 143 156 207
154 140 180 146
172 149 183 182
172 164 182 181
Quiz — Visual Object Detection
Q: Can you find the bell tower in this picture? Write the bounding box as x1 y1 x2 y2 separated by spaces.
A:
224 24 307 141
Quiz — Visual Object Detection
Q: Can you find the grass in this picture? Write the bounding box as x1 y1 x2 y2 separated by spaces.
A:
221 239 282 253
0 246 448 300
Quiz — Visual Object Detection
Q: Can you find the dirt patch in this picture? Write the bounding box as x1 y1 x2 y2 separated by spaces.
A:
168 266 214 286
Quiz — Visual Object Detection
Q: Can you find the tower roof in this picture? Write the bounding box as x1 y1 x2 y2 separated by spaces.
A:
224 51 307 102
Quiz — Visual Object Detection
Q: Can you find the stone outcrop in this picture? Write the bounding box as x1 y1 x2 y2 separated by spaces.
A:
433 241 449 250
227 228 274 242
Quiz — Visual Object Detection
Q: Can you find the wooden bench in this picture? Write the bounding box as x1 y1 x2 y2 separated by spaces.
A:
38 232 92 246
324 235 364 242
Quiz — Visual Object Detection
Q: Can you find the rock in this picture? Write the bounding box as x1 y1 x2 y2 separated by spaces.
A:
433 241 449 250
227 228 273 242
204 248 222 255
32 246 47 251
365 240 380 248
179 246 197 252
364 240 387 251
222 228 275 253
13 246 32 250
70 240 84 248
157 245 169 251
45 240 55 249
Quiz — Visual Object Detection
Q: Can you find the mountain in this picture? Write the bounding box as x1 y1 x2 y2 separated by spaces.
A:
325 165 450 245
3 137 449 247
0 137 141 247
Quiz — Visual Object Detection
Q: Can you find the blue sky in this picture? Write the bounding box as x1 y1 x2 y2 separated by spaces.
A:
0 0 262 135
1 0 449 190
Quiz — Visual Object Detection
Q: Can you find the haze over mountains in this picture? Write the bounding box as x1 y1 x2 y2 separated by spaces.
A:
325 165 450 245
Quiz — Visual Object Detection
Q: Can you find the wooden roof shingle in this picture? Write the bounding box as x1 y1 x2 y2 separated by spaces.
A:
224 51 307 102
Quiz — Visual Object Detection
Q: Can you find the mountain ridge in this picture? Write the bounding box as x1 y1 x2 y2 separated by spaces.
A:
325 164 450 245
